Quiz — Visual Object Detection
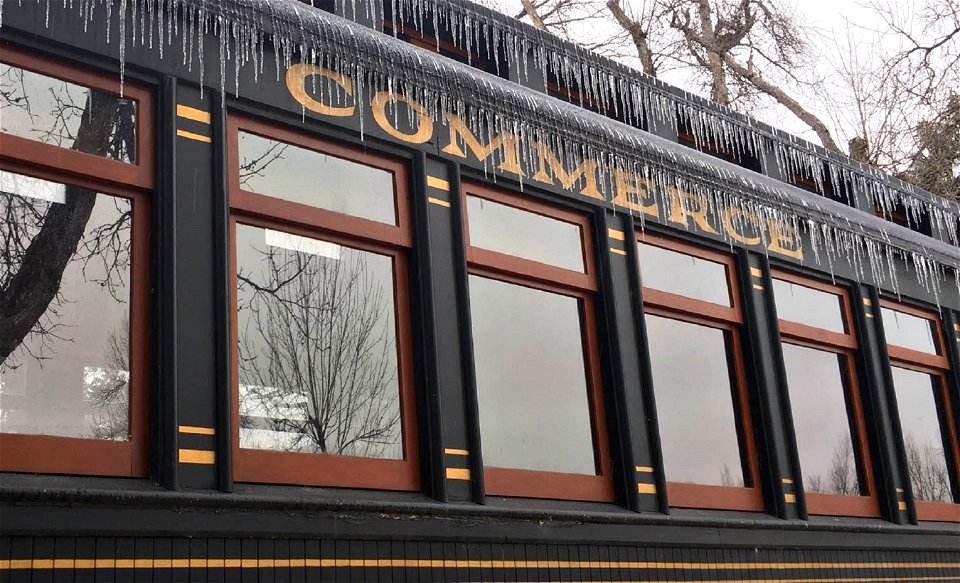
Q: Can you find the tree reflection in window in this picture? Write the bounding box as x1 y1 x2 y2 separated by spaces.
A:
0 172 132 440
236 224 403 460
0 61 139 443
1 64 137 163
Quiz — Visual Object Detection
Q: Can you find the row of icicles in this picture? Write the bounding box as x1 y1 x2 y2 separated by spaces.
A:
3 0 960 300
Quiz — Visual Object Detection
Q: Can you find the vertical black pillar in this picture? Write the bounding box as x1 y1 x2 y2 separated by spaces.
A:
854 285 912 524
449 164 487 504
412 158 480 503
595 211 661 512
622 215 672 514
155 76 180 490
940 310 960 504
171 85 219 490
409 152 446 502
738 253 804 520
211 91 233 493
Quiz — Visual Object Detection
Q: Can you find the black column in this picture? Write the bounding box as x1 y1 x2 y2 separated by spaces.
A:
738 253 804 520
619 215 672 514
171 84 219 490
855 285 913 524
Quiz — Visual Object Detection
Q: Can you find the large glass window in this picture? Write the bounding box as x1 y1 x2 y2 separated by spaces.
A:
463 183 612 502
881 301 959 521
773 273 877 517
638 235 762 511
0 49 151 477
229 116 418 491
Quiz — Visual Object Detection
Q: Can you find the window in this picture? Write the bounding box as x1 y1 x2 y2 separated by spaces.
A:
0 47 152 476
637 236 762 511
228 116 419 491
772 273 878 517
462 183 613 502
880 301 960 521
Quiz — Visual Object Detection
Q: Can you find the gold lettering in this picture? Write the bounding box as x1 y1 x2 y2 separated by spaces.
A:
766 219 804 260
371 92 434 144
666 188 719 234
721 207 763 246
611 169 658 218
285 65 355 117
441 114 524 176
532 144 603 200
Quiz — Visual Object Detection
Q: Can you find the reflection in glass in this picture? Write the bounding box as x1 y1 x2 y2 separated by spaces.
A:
0 65 137 163
645 315 746 487
467 196 584 272
781 344 860 496
881 308 938 354
891 367 953 503
0 171 132 440
236 224 403 459
772 280 845 334
469 275 597 474
238 132 396 225
637 244 730 306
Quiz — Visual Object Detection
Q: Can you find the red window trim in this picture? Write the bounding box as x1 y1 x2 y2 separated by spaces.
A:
772 270 880 518
0 50 153 478
637 233 764 512
0 44 154 191
880 299 960 522
462 181 614 503
227 115 420 492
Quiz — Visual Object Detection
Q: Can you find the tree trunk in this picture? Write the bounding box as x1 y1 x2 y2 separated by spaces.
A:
0 91 123 363
722 53 841 152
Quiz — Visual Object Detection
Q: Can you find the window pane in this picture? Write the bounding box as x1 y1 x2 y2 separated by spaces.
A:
881 308 938 354
238 132 397 225
0 65 137 164
637 243 730 306
236 224 403 459
891 367 953 503
772 279 846 333
781 344 860 496
467 196 584 272
0 171 132 440
645 315 746 487
469 275 597 474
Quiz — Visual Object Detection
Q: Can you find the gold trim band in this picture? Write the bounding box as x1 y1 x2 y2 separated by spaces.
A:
179 425 215 436
750 267 763 278
446 468 470 480
176 104 211 124
2 558 958 572
426 176 450 191
179 449 215 464
427 196 451 208
784 494 797 504
176 129 212 143
608 228 625 241
753 284 766 291
635 466 655 473
637 484 657 494
610 248 628 256
444 448 469 456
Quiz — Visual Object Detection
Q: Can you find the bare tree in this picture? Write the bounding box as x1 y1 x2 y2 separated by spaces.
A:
237 239 402 458
0 67 135 365
903 435 952 503
802 436 858 496
85 320 130 440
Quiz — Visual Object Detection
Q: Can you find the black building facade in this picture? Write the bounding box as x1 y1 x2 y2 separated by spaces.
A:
0 0 958 580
